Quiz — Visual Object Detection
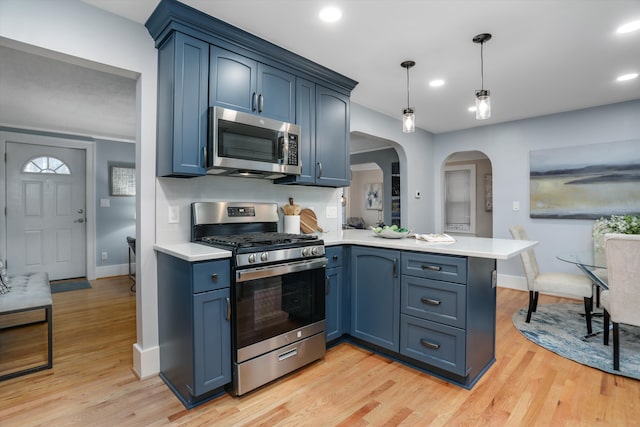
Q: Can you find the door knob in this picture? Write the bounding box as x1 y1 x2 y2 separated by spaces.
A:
77 209 84 214
74 218 85 223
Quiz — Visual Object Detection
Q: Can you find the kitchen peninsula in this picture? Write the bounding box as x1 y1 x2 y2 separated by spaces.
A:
155 230 536 406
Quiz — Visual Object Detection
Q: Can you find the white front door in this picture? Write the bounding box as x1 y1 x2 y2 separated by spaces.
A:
6 142 86 280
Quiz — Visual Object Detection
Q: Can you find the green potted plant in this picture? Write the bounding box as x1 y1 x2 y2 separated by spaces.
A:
592 214 640 265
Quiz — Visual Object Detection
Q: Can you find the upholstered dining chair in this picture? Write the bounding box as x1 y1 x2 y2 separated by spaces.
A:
510 225 594 334
602 233 640 371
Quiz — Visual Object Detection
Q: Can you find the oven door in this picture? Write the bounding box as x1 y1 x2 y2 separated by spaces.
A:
234 257 327 363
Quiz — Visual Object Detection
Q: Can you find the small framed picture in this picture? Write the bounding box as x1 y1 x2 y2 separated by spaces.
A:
110 164 136 197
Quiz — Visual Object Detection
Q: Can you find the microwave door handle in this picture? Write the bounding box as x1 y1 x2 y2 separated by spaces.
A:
278 136 286 163
202 145 208 168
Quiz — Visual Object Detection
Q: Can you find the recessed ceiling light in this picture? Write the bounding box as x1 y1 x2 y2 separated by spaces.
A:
468 106 477 112
429 79 445 87
319 6 342 22
616 20 640 34
617 73 639 82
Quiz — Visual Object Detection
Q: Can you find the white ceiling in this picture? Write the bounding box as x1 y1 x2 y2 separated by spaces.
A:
82 0 640 135
2 1 639 143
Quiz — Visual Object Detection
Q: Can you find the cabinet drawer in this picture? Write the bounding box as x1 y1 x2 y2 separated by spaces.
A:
402 252 467 284
325 246 343 269
401 276 466 328
400 314 466 376
193 260 230 293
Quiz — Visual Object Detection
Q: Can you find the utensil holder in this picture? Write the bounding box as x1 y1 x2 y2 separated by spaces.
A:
284 215 300 234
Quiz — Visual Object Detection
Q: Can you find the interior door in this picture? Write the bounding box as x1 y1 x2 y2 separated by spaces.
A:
6 142 86 280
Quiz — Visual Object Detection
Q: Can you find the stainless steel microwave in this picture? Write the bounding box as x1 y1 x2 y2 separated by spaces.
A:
207 106 301 179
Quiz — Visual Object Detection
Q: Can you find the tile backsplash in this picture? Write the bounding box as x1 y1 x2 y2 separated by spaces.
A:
156 176 343 244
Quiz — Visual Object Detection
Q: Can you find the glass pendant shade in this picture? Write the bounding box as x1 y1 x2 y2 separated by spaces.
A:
475 89 491 120
402 108 415 133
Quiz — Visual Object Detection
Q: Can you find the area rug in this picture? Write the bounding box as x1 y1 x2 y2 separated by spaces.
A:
512 303 640 380
50 280 92 293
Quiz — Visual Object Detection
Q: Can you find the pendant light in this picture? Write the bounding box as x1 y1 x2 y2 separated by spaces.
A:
401 60 416 133
473 33 492 120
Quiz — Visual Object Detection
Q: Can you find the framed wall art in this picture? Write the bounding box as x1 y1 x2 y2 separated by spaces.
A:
110 164 136 197
365 182 383 210
529 140 640 219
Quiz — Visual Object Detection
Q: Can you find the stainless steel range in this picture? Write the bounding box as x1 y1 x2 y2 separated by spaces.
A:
192 202 327 396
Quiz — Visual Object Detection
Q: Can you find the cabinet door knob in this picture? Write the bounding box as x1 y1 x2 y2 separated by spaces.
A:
332 255 338 261
211 273 219 282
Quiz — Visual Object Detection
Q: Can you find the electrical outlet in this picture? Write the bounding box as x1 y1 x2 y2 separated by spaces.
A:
326 206 338 219
168 206 179 223
100 198 110 207
101 251 108 260
512 201 520 211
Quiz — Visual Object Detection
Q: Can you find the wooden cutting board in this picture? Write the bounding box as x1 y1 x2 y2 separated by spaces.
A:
300 208 323 234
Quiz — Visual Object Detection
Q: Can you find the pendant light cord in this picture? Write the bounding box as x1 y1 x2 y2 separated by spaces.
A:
480 41 485 91
406 66 411 108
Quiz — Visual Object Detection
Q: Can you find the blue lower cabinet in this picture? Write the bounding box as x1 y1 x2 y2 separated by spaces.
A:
400 314 466 376
350 246 400 352
325 246 344 343
325 266 343 342
157 252 231 408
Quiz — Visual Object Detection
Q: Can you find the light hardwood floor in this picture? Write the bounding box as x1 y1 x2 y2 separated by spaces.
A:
1 276 638 426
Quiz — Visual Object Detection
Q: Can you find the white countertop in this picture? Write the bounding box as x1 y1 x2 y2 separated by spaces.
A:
322 229 537 260
154 242 232 262
154 230 536 262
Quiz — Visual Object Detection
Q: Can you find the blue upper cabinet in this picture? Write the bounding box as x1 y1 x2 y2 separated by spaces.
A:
256 64 296 123
209 46 257 114
156 32 209 177
146 0 357 182
315 87 350 187
276 79 350 187
209 46 295 123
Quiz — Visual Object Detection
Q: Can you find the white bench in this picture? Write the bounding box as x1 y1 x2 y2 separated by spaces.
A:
0 272 53 381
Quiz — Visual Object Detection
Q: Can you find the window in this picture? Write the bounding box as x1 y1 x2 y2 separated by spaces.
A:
23 156 70 174
443 164 476 234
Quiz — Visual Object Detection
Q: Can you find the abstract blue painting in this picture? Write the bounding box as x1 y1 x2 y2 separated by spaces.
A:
530 139 640 219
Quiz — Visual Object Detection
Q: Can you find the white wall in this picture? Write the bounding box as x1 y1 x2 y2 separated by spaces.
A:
0 0 159 378
349 168 384 227
433 100 640 288
350 103 436 233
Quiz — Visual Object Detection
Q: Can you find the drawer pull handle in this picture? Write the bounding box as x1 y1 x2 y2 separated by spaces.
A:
421 297 441 306
422 265 442 272
226 297 231 321
211 274 219 282
278 348 298 361
420 339 440 350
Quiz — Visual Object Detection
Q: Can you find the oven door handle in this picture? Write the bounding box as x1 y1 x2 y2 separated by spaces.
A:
236 257 328 282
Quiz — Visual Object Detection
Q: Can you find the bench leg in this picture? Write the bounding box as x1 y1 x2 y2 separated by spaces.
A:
47 304 53 369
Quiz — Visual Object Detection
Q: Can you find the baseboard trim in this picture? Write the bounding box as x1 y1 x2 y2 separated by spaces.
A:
132 343 160 380
497 273 527 291
95 263 133 279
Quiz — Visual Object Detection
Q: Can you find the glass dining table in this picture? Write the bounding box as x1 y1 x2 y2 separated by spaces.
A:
557 251 609 339
556 251 608 290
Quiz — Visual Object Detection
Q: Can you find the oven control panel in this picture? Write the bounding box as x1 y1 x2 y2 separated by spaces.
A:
237 245 325 267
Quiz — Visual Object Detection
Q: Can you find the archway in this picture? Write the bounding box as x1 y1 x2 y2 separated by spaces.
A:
348 132 405 229
442 150 493 237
